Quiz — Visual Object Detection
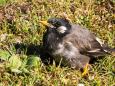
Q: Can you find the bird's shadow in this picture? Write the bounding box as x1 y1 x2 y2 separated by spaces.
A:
14 43 53 65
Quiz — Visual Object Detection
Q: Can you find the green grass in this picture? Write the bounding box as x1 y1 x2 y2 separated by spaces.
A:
0 0 115 86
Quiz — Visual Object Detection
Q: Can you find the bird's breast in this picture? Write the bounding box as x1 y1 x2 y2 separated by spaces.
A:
52 42 79 64
53 43 64 55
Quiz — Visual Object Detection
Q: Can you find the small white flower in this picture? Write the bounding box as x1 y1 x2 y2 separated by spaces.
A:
0 33 8 42
89 75 94 80
78 83 85 86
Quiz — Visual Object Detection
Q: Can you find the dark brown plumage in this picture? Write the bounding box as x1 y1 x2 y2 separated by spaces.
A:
40 18 115 70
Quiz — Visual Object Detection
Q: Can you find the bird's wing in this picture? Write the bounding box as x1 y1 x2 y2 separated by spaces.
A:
63 24 106 57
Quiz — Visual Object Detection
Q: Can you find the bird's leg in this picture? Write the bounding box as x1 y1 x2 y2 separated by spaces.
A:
82 63 89 76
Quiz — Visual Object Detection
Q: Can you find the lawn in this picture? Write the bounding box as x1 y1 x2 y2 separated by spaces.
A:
0 0 115 86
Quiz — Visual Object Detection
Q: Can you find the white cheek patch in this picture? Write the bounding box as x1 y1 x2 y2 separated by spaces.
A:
57 26 67 33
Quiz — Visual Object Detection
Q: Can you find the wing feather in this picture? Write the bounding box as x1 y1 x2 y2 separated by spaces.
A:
63 24 106 57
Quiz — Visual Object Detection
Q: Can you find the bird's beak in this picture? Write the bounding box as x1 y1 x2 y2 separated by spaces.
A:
39 21 50 27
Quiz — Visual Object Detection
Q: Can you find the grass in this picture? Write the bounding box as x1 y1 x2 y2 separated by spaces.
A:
0 0 115 86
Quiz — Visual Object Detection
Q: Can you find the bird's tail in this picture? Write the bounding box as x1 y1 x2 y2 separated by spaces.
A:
102 44 115 56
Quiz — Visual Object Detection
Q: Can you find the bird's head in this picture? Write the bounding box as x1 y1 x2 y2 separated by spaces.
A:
39 18 71 35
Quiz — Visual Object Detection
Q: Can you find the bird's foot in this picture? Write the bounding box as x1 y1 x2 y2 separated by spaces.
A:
82 63 89 76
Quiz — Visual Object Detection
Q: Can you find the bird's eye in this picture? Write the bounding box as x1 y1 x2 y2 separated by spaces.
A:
52 22 60 27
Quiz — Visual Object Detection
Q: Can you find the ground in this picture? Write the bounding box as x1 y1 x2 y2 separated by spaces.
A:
0 0 115 86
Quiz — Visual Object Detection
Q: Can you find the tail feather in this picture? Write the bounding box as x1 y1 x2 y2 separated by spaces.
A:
98 42 115 56
95 37 115 56
87 45 115 57
103 47 115 56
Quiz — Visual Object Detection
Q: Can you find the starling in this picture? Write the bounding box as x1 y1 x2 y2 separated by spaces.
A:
40 18 115 75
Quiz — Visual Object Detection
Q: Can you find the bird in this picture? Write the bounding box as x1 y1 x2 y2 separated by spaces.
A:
39 18 115 76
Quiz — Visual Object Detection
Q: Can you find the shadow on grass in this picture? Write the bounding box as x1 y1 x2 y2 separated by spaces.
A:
14 43 53 65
